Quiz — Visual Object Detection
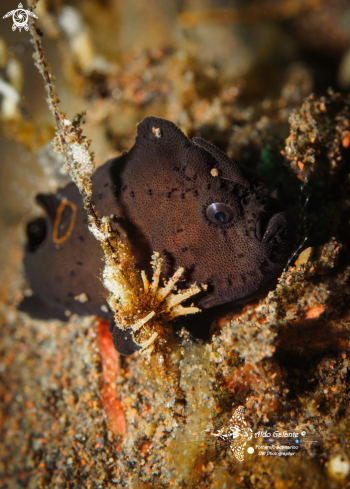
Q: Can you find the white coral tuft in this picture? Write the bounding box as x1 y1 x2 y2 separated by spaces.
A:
108 252 207 355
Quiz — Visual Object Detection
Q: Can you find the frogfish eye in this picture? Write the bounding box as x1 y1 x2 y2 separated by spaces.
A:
206 203 234 225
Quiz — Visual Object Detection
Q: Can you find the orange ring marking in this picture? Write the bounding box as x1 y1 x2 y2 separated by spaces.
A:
52 200 77 244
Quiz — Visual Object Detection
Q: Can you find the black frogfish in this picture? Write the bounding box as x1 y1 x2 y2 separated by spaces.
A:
20 117 294 353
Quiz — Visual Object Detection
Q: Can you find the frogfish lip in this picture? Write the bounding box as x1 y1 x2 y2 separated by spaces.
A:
255 211 287 243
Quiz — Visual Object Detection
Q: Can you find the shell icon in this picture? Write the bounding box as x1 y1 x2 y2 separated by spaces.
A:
3 3 38 32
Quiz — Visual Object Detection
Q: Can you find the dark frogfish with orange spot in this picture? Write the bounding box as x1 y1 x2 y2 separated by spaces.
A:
20 117 294 354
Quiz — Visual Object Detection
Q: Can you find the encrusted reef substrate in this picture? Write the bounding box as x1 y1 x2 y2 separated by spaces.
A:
1 231 350 488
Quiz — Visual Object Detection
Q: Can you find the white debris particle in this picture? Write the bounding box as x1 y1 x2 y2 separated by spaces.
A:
152 126 162 138
74 293 89 303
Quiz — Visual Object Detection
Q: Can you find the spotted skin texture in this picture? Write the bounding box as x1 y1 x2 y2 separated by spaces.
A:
114 117 294 308
21 186 112 321
21 117 294 352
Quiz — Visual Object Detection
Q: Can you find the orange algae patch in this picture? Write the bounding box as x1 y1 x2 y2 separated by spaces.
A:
342 131 350 147
305 305 325 319
96 319 127 437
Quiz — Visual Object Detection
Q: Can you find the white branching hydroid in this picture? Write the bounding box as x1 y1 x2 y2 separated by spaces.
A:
28 10 207 362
